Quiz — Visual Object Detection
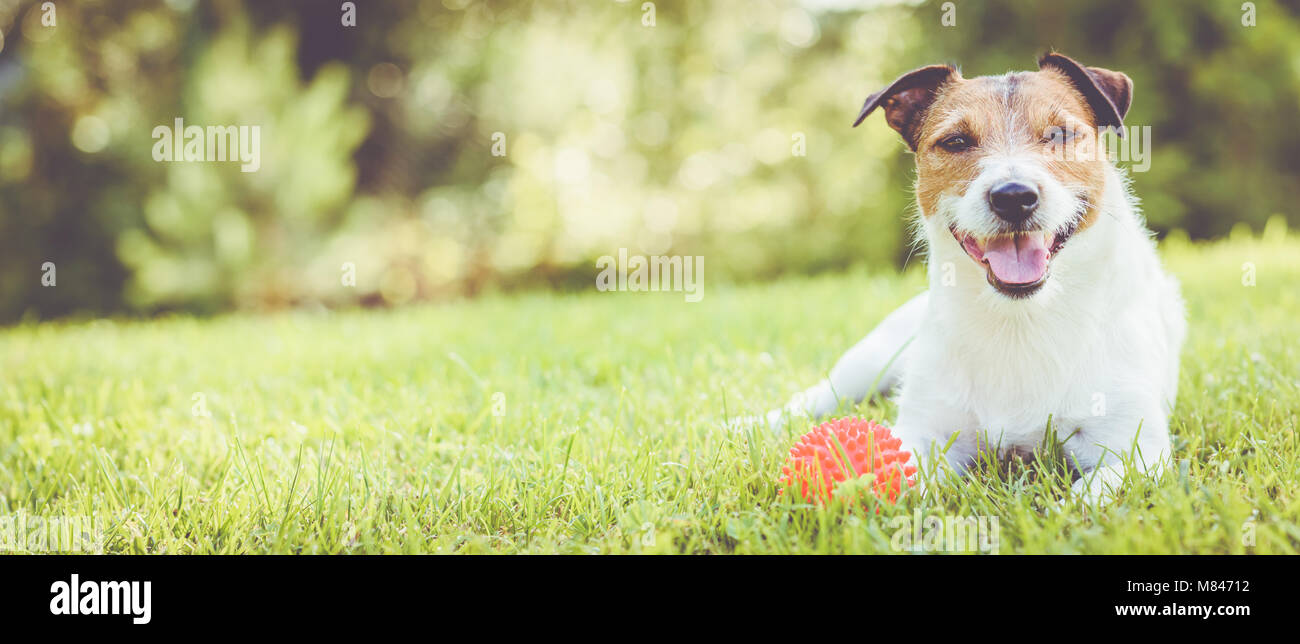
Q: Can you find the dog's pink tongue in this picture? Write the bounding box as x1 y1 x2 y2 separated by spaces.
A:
983 234 1049 284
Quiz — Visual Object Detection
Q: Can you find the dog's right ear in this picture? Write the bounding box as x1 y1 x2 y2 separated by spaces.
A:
853 65 956 151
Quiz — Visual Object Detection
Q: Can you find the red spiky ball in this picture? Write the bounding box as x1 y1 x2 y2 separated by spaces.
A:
780 418 916 503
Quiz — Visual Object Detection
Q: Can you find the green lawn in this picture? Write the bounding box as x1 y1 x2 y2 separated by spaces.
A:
2 223 1298 554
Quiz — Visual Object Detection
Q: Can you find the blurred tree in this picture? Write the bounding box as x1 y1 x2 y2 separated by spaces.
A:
1 0 1297 322
118 18 369 311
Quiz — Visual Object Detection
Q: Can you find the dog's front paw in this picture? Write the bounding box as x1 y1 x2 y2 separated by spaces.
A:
722 407 804 435
725 389 821 435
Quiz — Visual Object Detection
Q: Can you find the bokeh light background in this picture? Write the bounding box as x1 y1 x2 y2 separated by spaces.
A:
1 0 1297 321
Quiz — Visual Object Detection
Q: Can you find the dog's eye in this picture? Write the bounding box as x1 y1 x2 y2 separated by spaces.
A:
938 134 973 152
1043 126 1079 145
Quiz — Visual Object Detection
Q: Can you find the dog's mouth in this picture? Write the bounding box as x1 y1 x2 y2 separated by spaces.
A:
949 222 1077 298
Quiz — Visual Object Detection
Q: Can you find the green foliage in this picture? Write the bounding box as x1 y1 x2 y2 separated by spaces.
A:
1 0 1298 321
119 22 369 311
0 230 1296 553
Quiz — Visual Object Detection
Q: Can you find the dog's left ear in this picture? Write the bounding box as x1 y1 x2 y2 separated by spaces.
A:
853 64 957 151
1038 52 1132 137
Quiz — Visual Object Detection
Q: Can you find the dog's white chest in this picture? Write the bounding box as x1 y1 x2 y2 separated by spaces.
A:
921 305 1106 448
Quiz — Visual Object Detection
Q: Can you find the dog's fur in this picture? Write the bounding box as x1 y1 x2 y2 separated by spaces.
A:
766 54 1185 503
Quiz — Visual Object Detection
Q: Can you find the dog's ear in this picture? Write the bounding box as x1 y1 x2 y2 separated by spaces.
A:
853 64 956 151
1038 52 1132 137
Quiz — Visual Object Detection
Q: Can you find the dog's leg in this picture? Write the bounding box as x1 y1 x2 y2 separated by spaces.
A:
763 291 928 430
891 389 980 478
1065 406 1172 504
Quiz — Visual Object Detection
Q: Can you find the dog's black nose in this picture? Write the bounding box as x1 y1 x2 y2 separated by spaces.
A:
988 181 1039 223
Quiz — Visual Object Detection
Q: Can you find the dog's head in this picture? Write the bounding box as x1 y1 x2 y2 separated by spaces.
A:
855 53 1132 299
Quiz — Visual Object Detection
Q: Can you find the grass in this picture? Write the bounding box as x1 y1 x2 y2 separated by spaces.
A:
2 221 1298 554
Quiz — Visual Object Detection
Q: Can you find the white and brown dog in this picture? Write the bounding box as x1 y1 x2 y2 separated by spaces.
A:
766 53 1185 503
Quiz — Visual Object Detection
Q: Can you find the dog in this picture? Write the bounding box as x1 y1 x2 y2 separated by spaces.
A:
764 53 1186 503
